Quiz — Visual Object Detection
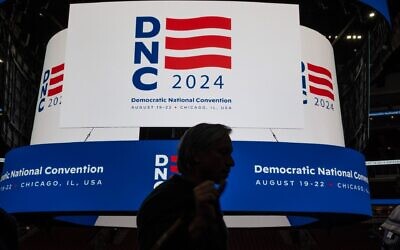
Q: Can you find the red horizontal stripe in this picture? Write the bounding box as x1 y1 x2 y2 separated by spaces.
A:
170 155 177 163
48 85 63 97
166 16 231 31
166 35 231 50
51 63 64 74
169 166 179 173
308 74 333 90
307 63 332 79
50 74 64 85
309 85 334 101
165 55 231 69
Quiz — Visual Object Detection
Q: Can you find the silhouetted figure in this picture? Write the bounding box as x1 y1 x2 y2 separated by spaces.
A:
137 123 234 250
0 208 18 250
381 205 400 250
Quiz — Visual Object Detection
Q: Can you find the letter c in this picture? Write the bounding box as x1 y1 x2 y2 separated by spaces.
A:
38 98 45 112
153 181 164 189
132 67 157 90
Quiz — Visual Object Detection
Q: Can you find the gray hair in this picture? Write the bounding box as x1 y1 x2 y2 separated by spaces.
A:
177 123 232 175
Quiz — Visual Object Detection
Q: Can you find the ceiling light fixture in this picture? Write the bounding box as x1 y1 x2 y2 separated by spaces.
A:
366 159 400 166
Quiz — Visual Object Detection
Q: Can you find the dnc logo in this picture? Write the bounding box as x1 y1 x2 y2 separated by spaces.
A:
133 16 232 91
38 63 64 112
301 62 335 111
153 154 179 188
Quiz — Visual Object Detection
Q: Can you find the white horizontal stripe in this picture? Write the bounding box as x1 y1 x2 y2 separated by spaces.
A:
307 69 333 80
95 216 136 228
165 47 230 57
308 82 334 92
94 215 291 228
165 28 231 38
50 72 64 78
224 215 291 228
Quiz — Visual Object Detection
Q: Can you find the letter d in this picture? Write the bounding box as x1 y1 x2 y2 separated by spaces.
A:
155 155 168 167
135 16 160 38
42 69 50 84
254 165 262 173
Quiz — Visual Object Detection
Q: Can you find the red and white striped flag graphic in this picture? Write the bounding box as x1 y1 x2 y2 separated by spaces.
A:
48 63 64 96
165 16 231 70
307 63 334 101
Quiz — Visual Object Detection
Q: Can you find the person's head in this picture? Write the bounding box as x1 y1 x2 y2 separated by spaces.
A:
177 123 234 184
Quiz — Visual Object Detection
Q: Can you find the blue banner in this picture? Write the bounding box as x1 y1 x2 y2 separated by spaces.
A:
0 141 371 219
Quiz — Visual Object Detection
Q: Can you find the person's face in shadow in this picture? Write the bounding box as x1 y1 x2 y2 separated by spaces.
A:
193 135 234 184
